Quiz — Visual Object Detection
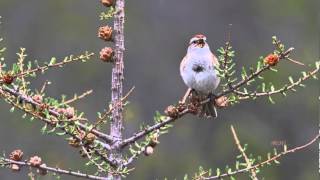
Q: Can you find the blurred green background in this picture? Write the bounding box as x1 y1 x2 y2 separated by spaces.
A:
0 0 319 179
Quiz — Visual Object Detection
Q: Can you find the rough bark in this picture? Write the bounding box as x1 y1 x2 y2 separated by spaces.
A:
109 0 125 179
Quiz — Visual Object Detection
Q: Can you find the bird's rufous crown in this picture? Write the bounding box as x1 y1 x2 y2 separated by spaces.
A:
193 34 206 39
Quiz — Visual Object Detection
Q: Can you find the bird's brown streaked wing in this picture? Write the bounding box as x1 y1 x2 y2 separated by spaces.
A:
211 53 219 67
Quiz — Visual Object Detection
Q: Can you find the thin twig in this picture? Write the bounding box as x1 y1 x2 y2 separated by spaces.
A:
40 80 50 94
81 146 108 173
180 88 191 104
1 158 109 180
231 125 258 180
203 133 320 179
61 90 93 105
0 52 95 84
286 57 305 66
234 65 319 100
119 108 189 148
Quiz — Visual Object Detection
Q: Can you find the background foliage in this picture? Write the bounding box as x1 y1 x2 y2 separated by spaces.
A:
0 0 318 179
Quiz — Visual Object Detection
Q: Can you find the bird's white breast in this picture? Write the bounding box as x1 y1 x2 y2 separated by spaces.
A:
180 50 220 94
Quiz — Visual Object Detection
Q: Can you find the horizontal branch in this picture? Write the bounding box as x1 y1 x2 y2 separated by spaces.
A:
0 90 116 167
216 47 294 98
119 109 189 149
1 85 115 144
0 52 95 84
119 47 317 153
234 65 319 99
203 133 320 179
1 158 108 180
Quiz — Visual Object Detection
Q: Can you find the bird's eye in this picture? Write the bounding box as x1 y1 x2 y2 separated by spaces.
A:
192 40 197 44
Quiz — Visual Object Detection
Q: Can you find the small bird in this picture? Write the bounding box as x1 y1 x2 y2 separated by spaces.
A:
180 34 220 118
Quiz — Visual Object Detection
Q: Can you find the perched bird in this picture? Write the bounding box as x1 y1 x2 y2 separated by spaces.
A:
180 34 220 118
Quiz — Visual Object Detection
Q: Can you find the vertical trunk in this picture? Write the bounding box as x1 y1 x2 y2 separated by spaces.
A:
109 0 125 179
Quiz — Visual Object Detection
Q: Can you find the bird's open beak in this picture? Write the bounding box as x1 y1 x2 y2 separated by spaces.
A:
196 39 205 48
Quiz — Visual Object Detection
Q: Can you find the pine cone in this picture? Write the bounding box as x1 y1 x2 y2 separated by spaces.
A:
98 26 113 41
100 47 114 62
2 73 14 85
29 156 42 167
164 105 179 118
9 149 23 161
101 0 114 7
264 54 279 66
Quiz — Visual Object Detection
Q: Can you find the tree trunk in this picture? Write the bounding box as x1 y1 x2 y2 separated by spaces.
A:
109 0 125 179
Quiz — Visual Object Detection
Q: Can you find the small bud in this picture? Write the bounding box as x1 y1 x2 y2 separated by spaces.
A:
24 103 35 112
101 0 114 7
68 138 80 148
264 54 279 66
164 105 179 118
9 149 24 161
65 107 75 119
149 135 159 147
29 156 42 167
98 26 113 41
100 47 114 62
10 164 20 172
215 96 229 108
32 94 43 103
2 73 14 85
177 102 187 112
57 108 66 115
85 133 96 144
187 103 199 115
77 130 86 139
144 146 154 156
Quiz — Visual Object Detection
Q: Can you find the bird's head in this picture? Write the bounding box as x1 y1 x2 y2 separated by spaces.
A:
189 34 207 48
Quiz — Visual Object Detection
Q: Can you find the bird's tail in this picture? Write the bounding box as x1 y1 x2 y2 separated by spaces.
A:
200 98 218 118
200 99 217 119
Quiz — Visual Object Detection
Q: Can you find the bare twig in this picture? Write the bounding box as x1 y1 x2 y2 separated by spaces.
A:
180 88 191 104
231 125 258 180
39 80 50 94
286 57 305 66
61 90 93 105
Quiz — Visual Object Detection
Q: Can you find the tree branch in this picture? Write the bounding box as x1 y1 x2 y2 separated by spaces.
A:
234 65 319 99
0 52 95 84
203 133 320 179
1 158 109 180
119 109 189 148
119 47 318 151
0 90 116 167
0 85 115 144
231 125 258 180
